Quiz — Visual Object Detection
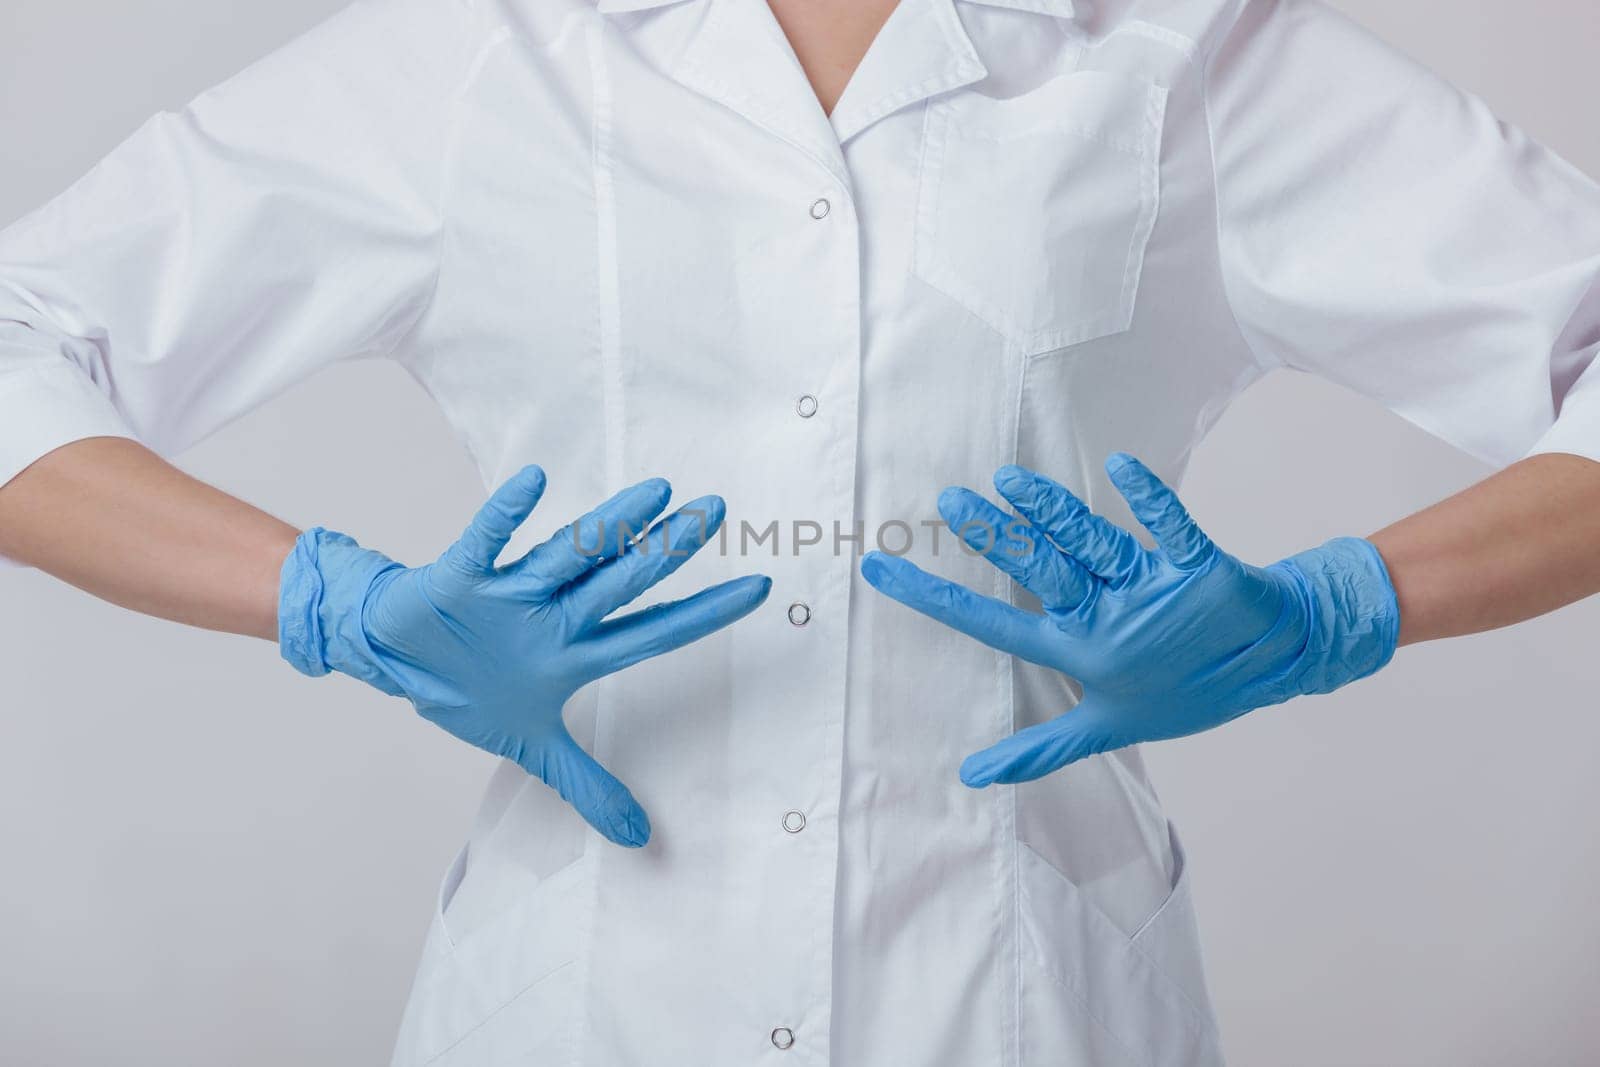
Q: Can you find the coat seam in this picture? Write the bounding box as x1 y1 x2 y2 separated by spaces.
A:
574 14 620 1067
592 16 626 489
1003 317 1029 1067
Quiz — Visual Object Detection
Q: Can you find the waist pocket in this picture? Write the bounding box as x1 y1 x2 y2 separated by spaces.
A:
391 843 589 1067
914 71 1166 356
1017 824 1224 1067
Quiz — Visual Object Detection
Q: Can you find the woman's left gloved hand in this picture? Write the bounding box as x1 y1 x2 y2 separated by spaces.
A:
860 453 1400 787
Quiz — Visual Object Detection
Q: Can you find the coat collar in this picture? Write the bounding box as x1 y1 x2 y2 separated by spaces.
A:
592 0 1077 158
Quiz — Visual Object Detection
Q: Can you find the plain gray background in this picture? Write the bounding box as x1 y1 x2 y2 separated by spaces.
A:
3 1 1598 1063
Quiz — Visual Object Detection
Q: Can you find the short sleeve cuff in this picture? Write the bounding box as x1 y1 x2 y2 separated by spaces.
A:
0 362 136 490
1525 358 1600 465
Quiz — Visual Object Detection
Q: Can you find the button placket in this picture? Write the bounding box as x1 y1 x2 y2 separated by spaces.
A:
764 177 851 1061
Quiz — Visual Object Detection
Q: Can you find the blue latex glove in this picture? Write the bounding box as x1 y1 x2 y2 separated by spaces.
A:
861 453 1399 787
279 466 770 846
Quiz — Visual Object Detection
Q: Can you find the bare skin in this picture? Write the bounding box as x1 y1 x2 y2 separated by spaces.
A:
0 437 295 640
1369 452 1600 644
3 4 1600 652
768 0 900 114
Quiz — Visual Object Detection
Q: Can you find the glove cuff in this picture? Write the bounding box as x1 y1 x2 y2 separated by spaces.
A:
279 529 335 677
278 527 399 683
1277 536 1401 696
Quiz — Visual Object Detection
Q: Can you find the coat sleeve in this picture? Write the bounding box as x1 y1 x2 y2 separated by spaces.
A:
1205 0 1600 466
0 0 485 489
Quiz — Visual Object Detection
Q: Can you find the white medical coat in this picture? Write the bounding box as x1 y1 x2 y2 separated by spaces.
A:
2 0 1599 1063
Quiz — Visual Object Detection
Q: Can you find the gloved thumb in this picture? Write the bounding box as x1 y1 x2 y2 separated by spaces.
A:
527 734 652 848
959 708 1110 787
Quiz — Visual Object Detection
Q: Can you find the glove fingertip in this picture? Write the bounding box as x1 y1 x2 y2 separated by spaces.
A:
586 793 650 848
624 805 652 848
859 550 898 587
936 484 973 515
702 573 771 615
992 464 1035 497
600 799 651 848
679 494 727 537
959 753 998 789
1104 454 1143 492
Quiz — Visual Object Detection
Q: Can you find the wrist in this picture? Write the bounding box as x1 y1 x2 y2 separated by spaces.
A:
1276 536 1401 697
278 527 402 688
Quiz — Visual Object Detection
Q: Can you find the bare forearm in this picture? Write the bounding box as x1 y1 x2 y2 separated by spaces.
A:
1369 452 1600 646
0 437 298 640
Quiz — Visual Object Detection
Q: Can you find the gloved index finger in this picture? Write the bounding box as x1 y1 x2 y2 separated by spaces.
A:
525 730 651 848
444 465 548 574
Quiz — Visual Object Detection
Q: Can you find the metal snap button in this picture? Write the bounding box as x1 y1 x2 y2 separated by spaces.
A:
809 198 830 220
771 1027 795 1050
782 810 807 833
787 602 811 627
795 393 819 418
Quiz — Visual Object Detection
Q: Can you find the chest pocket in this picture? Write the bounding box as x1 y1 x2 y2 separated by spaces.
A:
914 71 1167 355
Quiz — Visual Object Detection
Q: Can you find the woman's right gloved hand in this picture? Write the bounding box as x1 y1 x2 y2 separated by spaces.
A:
277 465 769 847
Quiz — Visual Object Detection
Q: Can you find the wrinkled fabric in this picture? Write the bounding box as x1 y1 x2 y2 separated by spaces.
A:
2 0 1599 1063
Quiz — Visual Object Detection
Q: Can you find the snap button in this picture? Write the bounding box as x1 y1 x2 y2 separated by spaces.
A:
787 602 811 627
795 394 819 418
771 1027 795 1050
809 198 830 220
782 810 807 833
